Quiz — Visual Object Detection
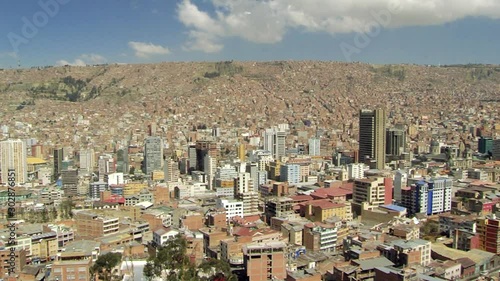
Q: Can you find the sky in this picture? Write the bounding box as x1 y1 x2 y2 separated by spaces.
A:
1 0 500 68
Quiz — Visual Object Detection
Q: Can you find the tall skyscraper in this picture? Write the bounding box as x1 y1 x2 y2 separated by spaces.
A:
204 155 217 189
478 136 493 154
53 148 64 181
116 148 129 174
493 139 500 160
195 140 219 172
164 158 180 183
393 170 407 204
263 127 286 160
187 144 197 172
308 138 321 156
143 137 163 175
79 148 95 176
386 128 406 156
358 109 387 170
0 139 27 184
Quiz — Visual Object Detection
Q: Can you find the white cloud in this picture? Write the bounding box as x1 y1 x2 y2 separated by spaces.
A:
55 53 107 66
79 54 107 64
0 52 18 59
177 0 500 53
128 41 171 58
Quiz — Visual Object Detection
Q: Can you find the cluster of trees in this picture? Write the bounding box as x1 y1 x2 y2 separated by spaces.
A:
143 235 237 281
13 198 75 223
90 252 122 281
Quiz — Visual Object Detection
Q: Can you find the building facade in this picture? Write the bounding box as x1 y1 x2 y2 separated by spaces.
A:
358 109 387 170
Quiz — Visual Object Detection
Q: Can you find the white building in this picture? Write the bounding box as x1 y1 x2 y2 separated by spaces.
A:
216 198 244 221
79 148 94 176
234 172 252 194
107 172 124 185
280 164 300 184
0 139 27 184
394 170 407 204
308 138 321 156
263 127 286 160
152 228 179 247
203 155 217 189
347 163 365 180
403 177 452 215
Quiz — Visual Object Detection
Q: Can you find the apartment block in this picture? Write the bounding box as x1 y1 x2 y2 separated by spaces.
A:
243 242 287 281
74 211 119 238
51 259 92 281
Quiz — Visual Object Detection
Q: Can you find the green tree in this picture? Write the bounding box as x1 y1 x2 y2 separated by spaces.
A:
91 252 122 281
144 235 236 281
41 208 49 223
59 197 75 219
197 259 237 281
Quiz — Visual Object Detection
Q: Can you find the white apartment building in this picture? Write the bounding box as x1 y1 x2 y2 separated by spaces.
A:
347 163 365 180
216 198 244 221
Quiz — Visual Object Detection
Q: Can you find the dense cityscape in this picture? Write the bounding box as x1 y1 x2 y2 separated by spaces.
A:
0 61 499 281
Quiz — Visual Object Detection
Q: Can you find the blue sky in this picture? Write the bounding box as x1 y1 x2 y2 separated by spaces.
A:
1 0 500 68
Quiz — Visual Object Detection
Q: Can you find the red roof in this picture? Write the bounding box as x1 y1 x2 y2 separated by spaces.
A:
307 200 345 209
289 195 314 201
311 186 353 198
103 194 125 204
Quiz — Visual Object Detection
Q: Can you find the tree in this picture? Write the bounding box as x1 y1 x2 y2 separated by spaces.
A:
197 259 237 281
59 198 75 219
144 235 237 281
91 252 122 281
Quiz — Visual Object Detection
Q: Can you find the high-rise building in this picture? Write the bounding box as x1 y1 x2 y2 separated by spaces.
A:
203 155 217 188
98 154 115 181
243 242 287 281
53 148 64 181
280 164 300 184
79 148 95 177
234 172 252 194
143 137 163 175
492 139 500 160
61 169 78 197
402 178 452 216
188 144 197 172
393 170 407 204
386 128 406 156
195 140 219 172
263 127 286 160
353 177 391 214
31 144 43 159
478 137 493 154
246 162 259 191
116 148 129 174
347 163 365 180
0 139 27 184
238 143 246 162
477 215 500 254
358 109 387 170
308 138 321 156
163 158 179 183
